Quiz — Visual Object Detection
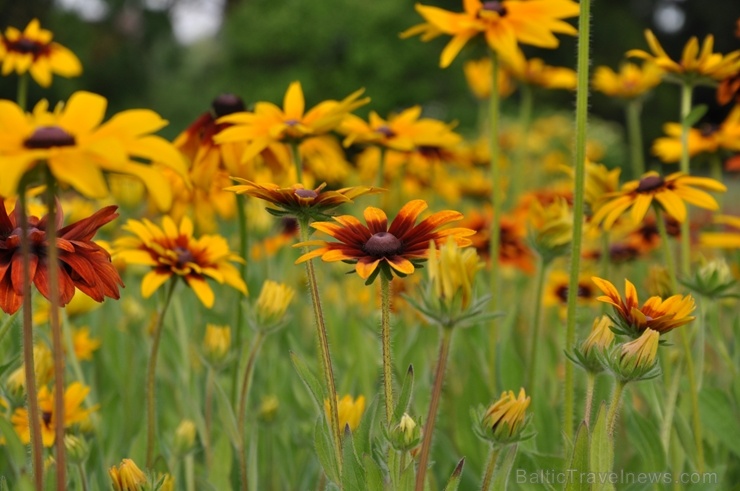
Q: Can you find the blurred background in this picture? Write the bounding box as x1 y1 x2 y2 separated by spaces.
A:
1 0 739 164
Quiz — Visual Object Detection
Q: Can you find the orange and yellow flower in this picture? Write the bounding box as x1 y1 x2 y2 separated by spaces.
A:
114 216 246 308
0 18 81 87
297 200 475 282
592 62 663 99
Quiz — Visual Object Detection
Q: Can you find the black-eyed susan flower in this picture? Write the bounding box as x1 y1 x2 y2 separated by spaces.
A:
528 197 573 259
477 388 531 444
113 216 246 308
591 171 726 229
6 343 53 394
543 270 596 311
464 57 515 100
0 91 187 210
11 382 96 447
627 30 740 83
226 179 381 220
0 201 123 315
0 19 82 87
701 214 740 249
324 395 366 432
592 62 663 99
652 106 740 163
72 327 101 361
109 459 147 491
404 0 579 68
503 50 577 90
215 81 369 163
297 200 475 283
592 276 695 335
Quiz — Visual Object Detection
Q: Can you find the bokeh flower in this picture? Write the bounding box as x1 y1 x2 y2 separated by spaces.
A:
203 324 231 365
72 327 101 361
324 395 366 432
255 280 295 327
464 57 515 100
700 214 740 249
503 50 577 90
0 18 82 87
592 62 663 99
114 215 246 308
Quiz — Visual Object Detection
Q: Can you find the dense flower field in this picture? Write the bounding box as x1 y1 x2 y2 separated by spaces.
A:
1 3 739 490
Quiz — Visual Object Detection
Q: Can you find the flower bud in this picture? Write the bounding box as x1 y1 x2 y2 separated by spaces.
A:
173 419 197 456
390 413 421 450
619 328 659 374
256 280 295 328
258 395 279 423
428 237 483 311
325 395 366 433
477 388 532 444
529 198 573 260
568 316 615 373
109 458 147 491
64 435 90 465
203 324 231 366
682 258 736 299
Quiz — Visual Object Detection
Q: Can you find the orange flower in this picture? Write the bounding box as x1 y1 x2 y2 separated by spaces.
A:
297 200 475 283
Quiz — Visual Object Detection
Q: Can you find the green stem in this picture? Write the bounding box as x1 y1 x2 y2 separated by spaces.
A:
526 256 548 389
480 445 501 491
679 82 693 276
292 141 303 184
709 153 723 211
659 359 684 452
679 325 705 472
563 0 591 443
76 463 88 491
626 99 645 178
583 372 596 428
18 185 44 491
298 218 342 472
231 194 249 405
606 380 626 437
17 73 28 109
707 299 735 375
509 83 534 207
146 279 178 468
415 327 453 491
655 209 678 291
488 49 501 392
238 330 266 491
380 275 394 424
204 368 215 470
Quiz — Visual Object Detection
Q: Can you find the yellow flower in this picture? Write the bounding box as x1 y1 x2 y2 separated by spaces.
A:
543 270 597 309
528 197 573 256
503 50 577 90
463 57 515 100
0 91 187 211
482 388 531 442
652 105 740 163
72 327 101 361
12 382 96 447
581 316 615 357
258 395 279 422
427 236 483 310
114 216 247 308
619 328 660 372
0 19 82 87
173 419 197 456
256 280 295 326
591 171 726 229
700 214 740 249
203 324 231 364
403 0 579 68
215 81 369 163
325 395 366 432
109 459 147 491
592 62 663 99
627 30 740 82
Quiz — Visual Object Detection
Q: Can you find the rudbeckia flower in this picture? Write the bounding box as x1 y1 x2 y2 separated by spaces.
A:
464 57 516 100
700 214 740 249
591 171 726 229
113 216 246 308
11 382 96 446
403 0 579 68
627 30 740 82
592 62 663 99
592 276 696 335
0 91 188 211
652 105 740 163
0 201 123 315
503 50 577 90
215 81 369 163
543 270 596 310
459 207 535 273
480 388 531 443
0 18 82 87
296 200 475 283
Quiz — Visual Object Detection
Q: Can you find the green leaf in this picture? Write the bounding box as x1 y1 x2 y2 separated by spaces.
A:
213 377 240 448
398 457 416 491
590 403 614 491
314 417 340 485
290 351 325 409
0 416 26 472
682 104 708 127
392 364 414 423
492 445 518 491
341 427 366 491
208 435 233 491
363 454 384 491
700 388 740 457
626 408 665 471
564 423 589 491
443 458 465 491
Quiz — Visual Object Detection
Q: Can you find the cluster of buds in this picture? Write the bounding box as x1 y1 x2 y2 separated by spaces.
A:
473 388 533 445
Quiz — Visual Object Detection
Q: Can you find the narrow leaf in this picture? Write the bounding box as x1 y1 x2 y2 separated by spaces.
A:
590 403 614 491
212 377 240 448
683 104 708 127
290 351 325 409
393 364 415 423
444 458 465 491
314 417 340 484
564 423 589 491
364 454 384 491
342 427 366 491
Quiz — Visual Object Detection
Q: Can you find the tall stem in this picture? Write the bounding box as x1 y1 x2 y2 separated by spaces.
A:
509 83 534 207
606 380 626 437
17 73 28 108
18 185 44 491
656 210 678 291
679 326 705 472
583 372 596 428
291 142 303 184
626 99 645 178
380 276 394 424
526 257 548 390
298 218 342 471
480 445 501 491
678 83 693 276
231 194 249 404
488 50 502 391
238 330 266 491
563 0 591 443
415 327 453 491
146 279 177 468
44 172 67 490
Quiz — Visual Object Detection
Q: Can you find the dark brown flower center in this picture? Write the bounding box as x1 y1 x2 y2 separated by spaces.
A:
174 246 195 268
7 38 45 56
364 232 402 257
42 411 52 427
376 125 396 138
294 189 318 199
481 1 507 15
636 175 665 193
24 126 76 149
555 284 592 303
699 123 719 137
211 93 245 118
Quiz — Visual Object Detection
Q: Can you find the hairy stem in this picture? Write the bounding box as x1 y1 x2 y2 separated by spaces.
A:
606 380 626 437
480 445 501 491
509 83 534 207
583 372 596 429
231 194 249 405
292 141 303 184
380 276 394 424
678 82 693 276
488 49 502 392
526 256 548 390
626 99 645 178
655 209 678 291
238 330 266 491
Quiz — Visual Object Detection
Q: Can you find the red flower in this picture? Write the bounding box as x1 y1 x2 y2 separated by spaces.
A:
0 201 123 314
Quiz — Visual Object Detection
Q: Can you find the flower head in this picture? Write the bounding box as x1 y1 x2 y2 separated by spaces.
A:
592 62 663 99
583 315 615 353
297 200 475 284
203 324 231 365
652 106 740 163
479 388 531 443
428 237 483 310
109 459 147 491
0 19 82 87
113 216 246 308
592 276 695 335
591 171 726 229
255 280 295 327
0 91 187 210
325 395 366 432
618 328 660 376
0 201 123 314
390 413 421 450
504 50 577 90
701 214 740 249
404 0 579 68
464 57 515 100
